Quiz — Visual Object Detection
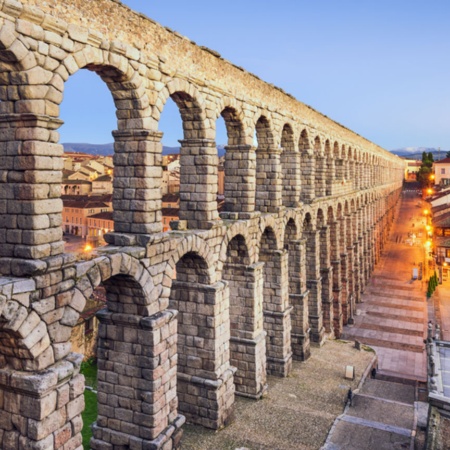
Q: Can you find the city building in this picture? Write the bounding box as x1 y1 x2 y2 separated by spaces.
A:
434 157 450 187
62 197 112 238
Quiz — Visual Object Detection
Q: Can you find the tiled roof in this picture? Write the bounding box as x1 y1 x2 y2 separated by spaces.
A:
434 212 450 227
162 193 180 203
89 211 113 220
94 175 112 182
63 199 109 209
434 158 450 164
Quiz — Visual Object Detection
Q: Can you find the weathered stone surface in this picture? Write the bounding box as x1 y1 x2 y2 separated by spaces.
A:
0 1 404 449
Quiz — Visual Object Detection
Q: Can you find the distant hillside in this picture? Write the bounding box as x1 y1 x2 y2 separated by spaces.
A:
390 147 448 160
63 143 226 157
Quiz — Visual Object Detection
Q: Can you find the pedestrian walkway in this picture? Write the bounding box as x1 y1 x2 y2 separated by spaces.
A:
343 192 428 382
323 378 416 450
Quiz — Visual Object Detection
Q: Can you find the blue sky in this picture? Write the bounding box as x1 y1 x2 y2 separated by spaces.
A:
60 0 450 150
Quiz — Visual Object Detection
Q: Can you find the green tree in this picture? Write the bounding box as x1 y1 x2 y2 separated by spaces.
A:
446 150 450 158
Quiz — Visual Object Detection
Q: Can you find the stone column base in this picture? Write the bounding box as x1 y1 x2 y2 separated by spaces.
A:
230 331 267 399
177 366 236 430
0 353 84 450
91 415 185 450
310 326 326 347
263 307 293 377
291 330 311 361
267 352 293 377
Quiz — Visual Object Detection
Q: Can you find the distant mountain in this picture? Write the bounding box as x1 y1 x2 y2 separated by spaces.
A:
63 143 227 157
390 147 448 160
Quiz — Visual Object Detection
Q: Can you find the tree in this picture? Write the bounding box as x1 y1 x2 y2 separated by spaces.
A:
446 150 450 158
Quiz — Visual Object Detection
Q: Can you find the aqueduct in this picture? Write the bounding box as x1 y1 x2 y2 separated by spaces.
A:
0 0 404 448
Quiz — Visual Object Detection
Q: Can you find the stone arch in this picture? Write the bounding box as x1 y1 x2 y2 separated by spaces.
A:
74 252 157 314
299 128 312 154
257 215 280 252
282 210 302 242
156 77 208 140
281 123 295 152
222 232 267 397
0 19 39 114
314 136 326 198
163 235 216 289
46 46 150 127
253 113 275 150
280 123 299 207
214 96 247 146
302 211 314 231
168 242 234 428
0 278 53 371
259 222 292 376
218 222 254 274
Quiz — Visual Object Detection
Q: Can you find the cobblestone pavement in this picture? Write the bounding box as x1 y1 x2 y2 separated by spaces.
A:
323 378 416 450
343 191 428 382
179 341 375 450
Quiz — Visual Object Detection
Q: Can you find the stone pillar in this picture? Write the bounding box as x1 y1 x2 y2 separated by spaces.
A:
315 155 327 198
227 262 267 399
256 147 283 213
169 280 235 429
179 139 219 229
92 309 185 449
289 238 311 361
319 226 334 335
305 229 325 345
281 149 301 207
222 144 256 217
349 160 356 189
335 157 345 181
111 129 163 235
339 217 350 325
261 249 293 376
346 214 356 324
301 152 316 202
326 156 335 196
330 221 343 337
0 113 64 266
0 353 84 450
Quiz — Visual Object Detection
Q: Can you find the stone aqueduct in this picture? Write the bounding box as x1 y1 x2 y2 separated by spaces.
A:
0 0 405 449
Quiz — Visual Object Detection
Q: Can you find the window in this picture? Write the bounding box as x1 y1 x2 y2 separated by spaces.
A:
441 168 446 174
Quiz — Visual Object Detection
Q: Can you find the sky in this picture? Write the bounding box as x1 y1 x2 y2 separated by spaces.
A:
59 0 450 151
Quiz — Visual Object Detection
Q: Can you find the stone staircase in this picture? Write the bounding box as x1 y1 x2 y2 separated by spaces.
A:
322 378 416 450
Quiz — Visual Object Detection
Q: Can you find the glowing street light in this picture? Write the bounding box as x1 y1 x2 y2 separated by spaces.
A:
84 244 92 252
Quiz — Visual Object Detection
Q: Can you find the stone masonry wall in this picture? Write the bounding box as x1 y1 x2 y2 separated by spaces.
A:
0 1 406 449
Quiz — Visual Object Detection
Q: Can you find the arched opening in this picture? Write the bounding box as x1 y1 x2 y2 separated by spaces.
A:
314 136 325 198
222 235 267 397
299 129 314 202
284 218 309 360
60 68 119 256
280 124 299 207
158 88 217 228
255 116 280 213
324 139 333 196
259 226 292 376
88 271 180 449
219 106 247 213
169 251 233 429
159 97 183 230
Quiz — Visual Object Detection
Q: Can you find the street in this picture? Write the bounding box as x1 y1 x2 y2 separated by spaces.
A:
343 189 429 382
